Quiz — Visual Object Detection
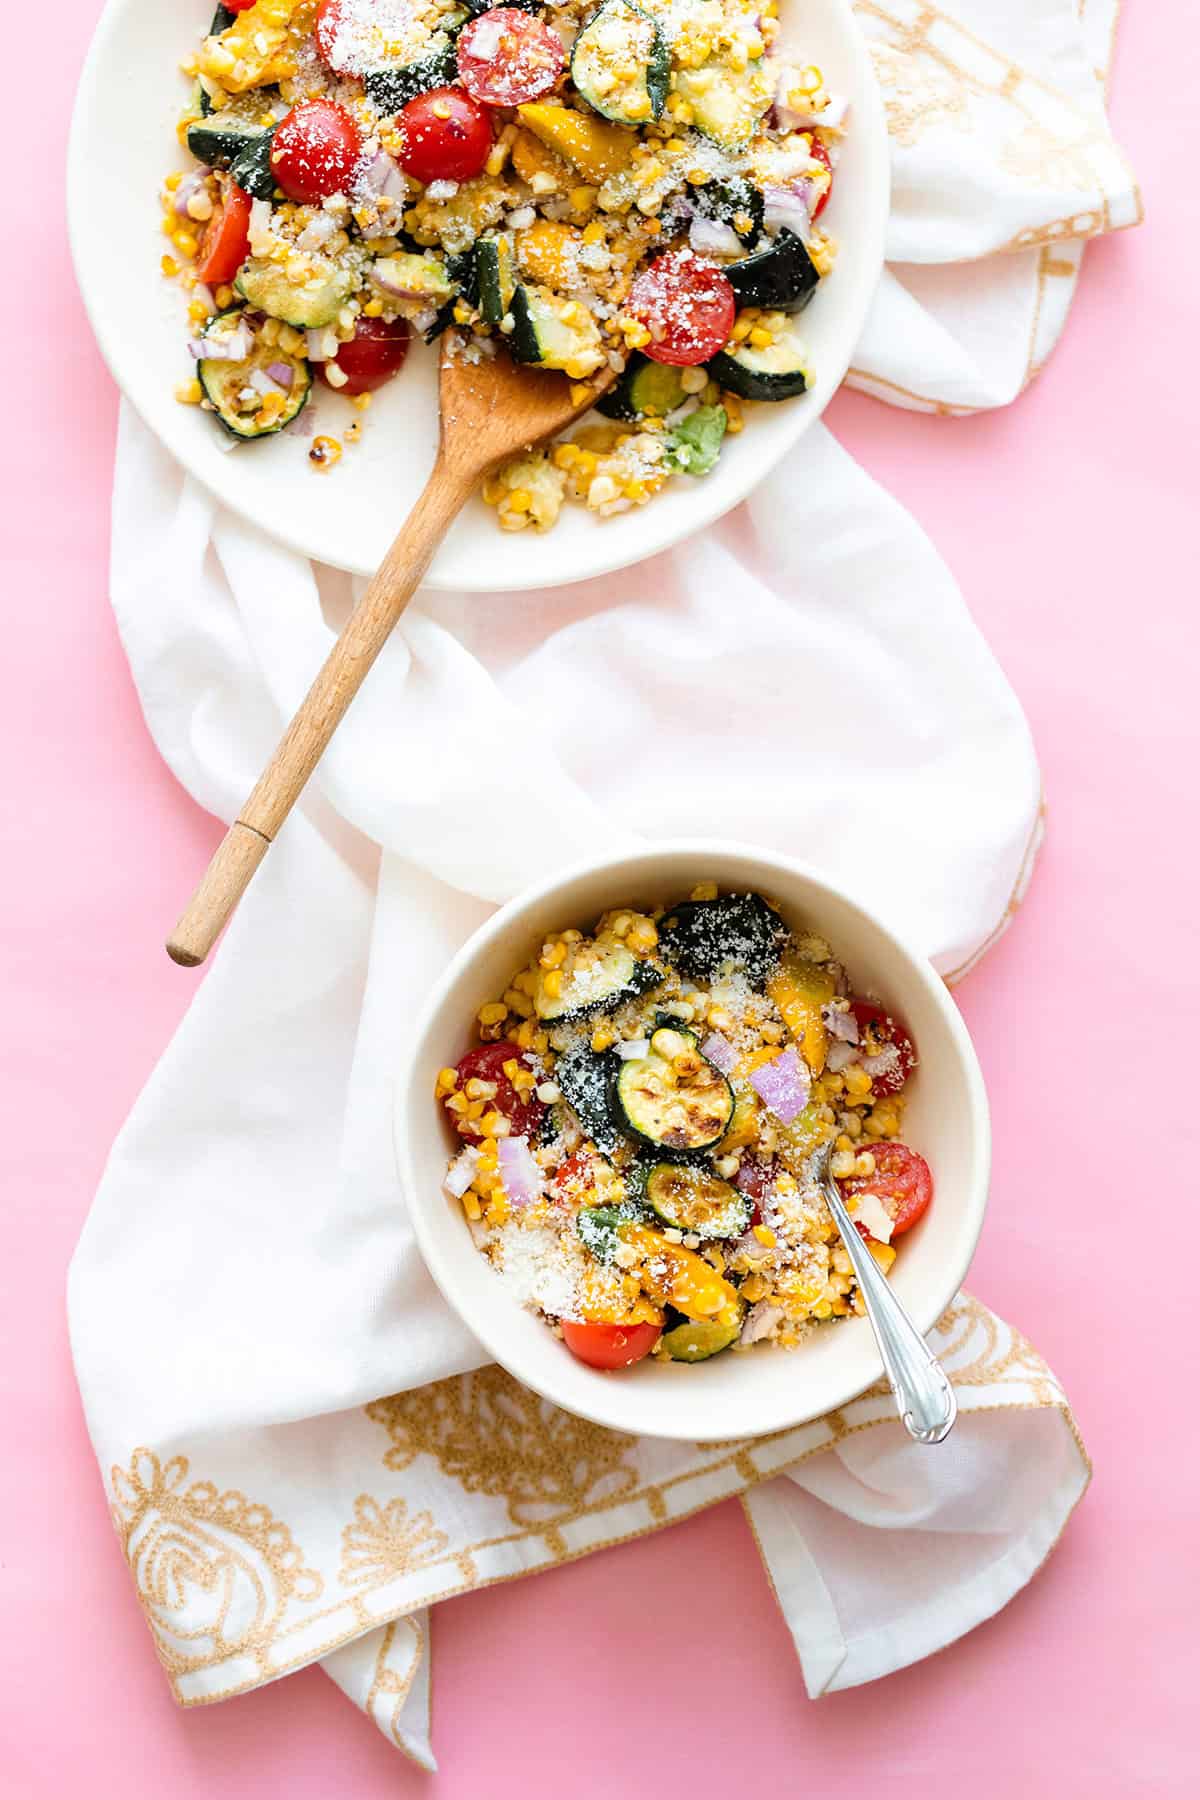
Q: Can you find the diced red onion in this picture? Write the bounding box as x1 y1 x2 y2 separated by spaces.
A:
371 264 430 300
188 323 252 361
497 1136 544 1209
861 1045 902 1080
249 197 272 239
174 168 210 217
266 360 295 389
688 216 744 257
444 1146 480 1198
762 184 812 240
248 366 286 397
824 1005 859 1044
284 404 317 438
825 1040 857 1073
306 328 333 360
749 1047 810 1124
700 1031 737 1075
735 1159 773 1195
740 1301 784 1346
615 1037 651 1061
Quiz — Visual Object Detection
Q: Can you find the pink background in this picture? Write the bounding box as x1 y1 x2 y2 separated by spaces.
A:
2 2 1195 1791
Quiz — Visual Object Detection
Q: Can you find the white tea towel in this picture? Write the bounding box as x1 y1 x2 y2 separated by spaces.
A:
69 0 1135 1769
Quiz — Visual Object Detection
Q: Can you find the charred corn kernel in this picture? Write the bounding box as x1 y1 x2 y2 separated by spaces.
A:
748 327 773 350
479 1109 510 1137
830 1149 856 1179
435 1067 459 1096
161 254 180 277
173 230 199 258
445 1091 469 1115
541 969 563 1000
741 1274 769 1302
591 1025 616 1053
309 436 343 470
731 317 754 342
570 185 598 211
174 379 203 405
478 1002 508 1027
844 1065 873 1098
752 1224 777 1248
581 220 605 245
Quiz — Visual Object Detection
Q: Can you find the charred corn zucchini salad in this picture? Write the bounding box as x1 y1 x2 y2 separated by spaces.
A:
436 886 933 1370
164 0 847 517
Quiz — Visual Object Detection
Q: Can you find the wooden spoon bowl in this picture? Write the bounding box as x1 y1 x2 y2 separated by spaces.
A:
166 340 615 967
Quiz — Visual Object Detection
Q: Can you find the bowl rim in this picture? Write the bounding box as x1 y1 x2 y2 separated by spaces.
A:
394 839 991 1440
67 0 890 590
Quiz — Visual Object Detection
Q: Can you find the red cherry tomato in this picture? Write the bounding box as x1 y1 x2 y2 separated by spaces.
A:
457 9 565 107
398 87 493 185
848 1000 917 1097
735 1158 774 1226
807 133 834 220
839 1143 933 1238
222 0 259 12
318 316 411 396
444 1043 544 1144
194 176 252 286
270 100 363 204
550 1149 604 1209
561 1318 662 1370
627 250 737 366
314 0 358 75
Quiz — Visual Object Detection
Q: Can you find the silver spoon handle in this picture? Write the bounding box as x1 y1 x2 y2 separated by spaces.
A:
824 1181 957 1444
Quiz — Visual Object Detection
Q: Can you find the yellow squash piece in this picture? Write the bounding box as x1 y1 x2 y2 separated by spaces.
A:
511 128 568 187
768 952 837 1074
517 220 582 291
517 104 635 185
623 1225 739 1321
716 1082 760 1153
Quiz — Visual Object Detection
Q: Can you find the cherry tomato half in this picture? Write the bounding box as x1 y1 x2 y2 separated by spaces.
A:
270 99 363 204
848 1000 917 1097
561 1319 662 1370
839 1143 933 1238
194 176 252 286
318 316 411 396
222 0 259 12
314 0 358 75
398 87 493 185
550 1149 604 1209
444 1042 544 1145
457 9 565 107
735 1157 774 1226
807 132 834 220
627 250 737 367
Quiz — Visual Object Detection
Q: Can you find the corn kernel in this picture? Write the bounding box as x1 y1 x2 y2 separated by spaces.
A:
161 254 180 278
173 230 199 259
541 969 563 999
752 1224 777 1248
174 379 203 406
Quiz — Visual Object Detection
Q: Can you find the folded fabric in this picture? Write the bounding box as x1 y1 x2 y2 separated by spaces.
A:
69 0 1135 1769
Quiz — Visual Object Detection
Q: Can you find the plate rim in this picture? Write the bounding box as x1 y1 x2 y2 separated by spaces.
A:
67 0 890 590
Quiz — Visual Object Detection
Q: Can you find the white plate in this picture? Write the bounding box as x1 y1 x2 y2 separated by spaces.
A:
395 844 990 1443
68 0 888 588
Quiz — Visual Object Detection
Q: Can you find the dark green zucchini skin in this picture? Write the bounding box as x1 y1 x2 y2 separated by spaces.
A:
210 4 236 31
365 37 458 112
726 231 820 315
230 128 278 200
707 348 809 401
657 893 788 984
597 354 687 422
424 248 478 343
554 1046 625 1155
644 1161 751 1238
694 177 764 246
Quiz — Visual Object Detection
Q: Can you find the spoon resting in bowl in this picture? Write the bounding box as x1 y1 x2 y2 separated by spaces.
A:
815 1140 957 1443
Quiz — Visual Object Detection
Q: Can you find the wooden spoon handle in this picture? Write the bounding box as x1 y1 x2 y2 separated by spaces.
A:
166 454 472 967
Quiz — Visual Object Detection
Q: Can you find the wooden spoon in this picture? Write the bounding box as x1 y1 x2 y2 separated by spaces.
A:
166 342 615 967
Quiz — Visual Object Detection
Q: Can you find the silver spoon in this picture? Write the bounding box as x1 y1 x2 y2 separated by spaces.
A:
815 1141 957 1444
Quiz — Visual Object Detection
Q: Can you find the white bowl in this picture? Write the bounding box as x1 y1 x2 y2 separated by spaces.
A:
68 0 889 589
396 843 990 1441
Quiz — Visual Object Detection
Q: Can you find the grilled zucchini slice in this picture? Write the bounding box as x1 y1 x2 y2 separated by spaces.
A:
644 1162 751 1239
661 1313 743 1361
533 940 662 1022
476 234 517 325
615 1026 735 1152
708 325 812 402
657 892 788 985
726 231 821 315
597 354 687 421
197 311 311 439
236 248 365 330
571 0 669 125
509 285 605 374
